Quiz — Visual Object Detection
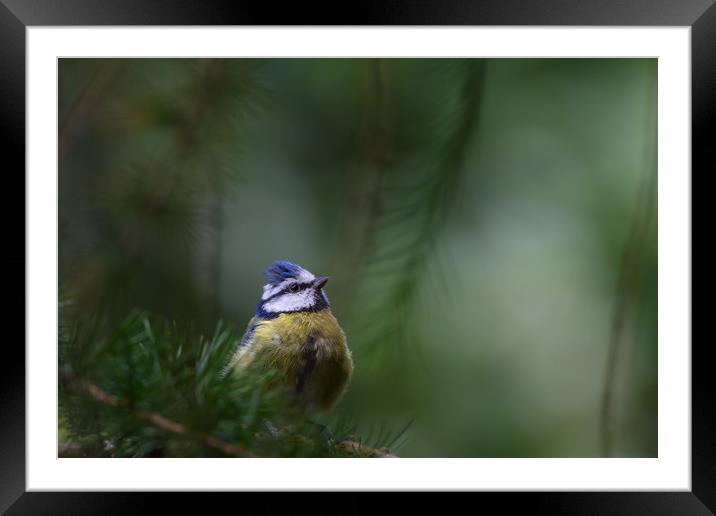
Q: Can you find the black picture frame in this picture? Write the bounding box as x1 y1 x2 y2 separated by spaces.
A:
4 1 712 512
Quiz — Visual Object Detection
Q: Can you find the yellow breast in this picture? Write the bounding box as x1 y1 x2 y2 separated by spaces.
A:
232 309 353 413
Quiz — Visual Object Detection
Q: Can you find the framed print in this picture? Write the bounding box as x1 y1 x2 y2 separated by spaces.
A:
4 0 712 512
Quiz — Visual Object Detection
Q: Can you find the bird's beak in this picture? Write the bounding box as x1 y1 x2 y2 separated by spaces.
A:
313 276 329 289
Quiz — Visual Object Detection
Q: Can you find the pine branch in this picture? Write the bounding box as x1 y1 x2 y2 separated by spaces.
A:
330 59 394 310
61 369 399 458
336 437 398 458
58 442 82 455
68 59 259 326
61 369 258 458
117 59 229 266
356 60 488 360
59 59 125 162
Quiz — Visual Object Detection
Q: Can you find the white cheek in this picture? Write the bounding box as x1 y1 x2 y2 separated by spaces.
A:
263 290 315 313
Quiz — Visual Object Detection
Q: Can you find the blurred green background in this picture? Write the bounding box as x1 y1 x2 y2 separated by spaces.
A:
59 58 657 457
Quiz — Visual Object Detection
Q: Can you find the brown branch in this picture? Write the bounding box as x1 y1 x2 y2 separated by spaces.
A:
336 436 398 458
61 371 398 458
61 371 258 458
58 442 82 455
246 428 399 458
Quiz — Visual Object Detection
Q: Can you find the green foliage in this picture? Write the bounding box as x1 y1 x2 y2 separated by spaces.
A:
59 58 264 331
350 60 488 366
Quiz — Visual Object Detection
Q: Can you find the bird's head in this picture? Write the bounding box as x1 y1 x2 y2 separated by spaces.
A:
256 260 330 318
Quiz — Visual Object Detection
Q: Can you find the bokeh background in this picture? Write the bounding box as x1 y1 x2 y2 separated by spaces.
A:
59 58 657 457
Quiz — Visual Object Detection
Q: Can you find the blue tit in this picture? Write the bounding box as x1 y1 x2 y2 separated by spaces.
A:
225 260 353 414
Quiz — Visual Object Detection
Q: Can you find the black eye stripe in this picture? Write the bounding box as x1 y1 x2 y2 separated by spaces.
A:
287 282 312 293
264 282 312 299
262 282 315 303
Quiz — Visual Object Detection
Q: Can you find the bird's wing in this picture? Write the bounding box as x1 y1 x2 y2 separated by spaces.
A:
239 315 262 349
221 316 262 376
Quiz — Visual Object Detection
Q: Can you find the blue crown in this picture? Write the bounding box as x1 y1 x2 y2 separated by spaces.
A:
264 260 306 284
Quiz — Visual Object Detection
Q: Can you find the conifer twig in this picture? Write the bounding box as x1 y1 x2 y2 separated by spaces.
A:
59 59 124 162
61 371 398 458
330 58 394 307
336 437 398 458
61 370 259 458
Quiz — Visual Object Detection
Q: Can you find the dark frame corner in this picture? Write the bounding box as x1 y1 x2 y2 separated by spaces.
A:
4 0 712 513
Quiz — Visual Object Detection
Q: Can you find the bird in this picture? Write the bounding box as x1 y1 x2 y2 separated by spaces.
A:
224 260 353 415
